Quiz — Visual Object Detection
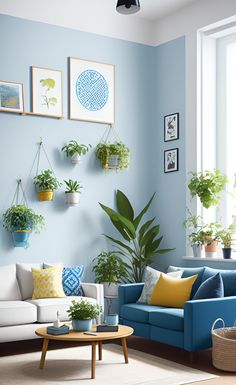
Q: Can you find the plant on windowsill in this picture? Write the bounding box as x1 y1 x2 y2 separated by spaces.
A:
64 179 83 207
67 299 102 332
34 169 62 201
61 140 91 164
2 204 45 248
188 169 228 209
218 227 232 259
183 208 206 258
201 222 222 258
95 141 130 170
99 190 174 283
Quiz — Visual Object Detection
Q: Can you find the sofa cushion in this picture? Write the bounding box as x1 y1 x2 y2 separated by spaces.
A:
149 307 184 331
0 264 21 300
0 301 37 326
167 266 205 297
26 296 97 323
193 273 224 300
16 263 42 300
32 264 65 299
202 267 236 296
120 303 161 324
44 263 84 296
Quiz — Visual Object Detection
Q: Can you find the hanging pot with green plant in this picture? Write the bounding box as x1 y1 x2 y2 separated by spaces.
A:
61 140 91 164
95 141 130 170
2 205 45 247
34 169 62 201
64 179 83 206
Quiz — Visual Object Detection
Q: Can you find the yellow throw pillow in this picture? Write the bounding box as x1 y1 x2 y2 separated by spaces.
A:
31 264 65 299
149 273 198 308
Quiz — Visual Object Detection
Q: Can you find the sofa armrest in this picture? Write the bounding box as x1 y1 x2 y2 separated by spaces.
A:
119 283 144 314
184 296 236 352
81 283 104 310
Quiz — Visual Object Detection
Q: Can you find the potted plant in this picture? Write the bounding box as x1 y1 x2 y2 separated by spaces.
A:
34 169 62 201
188 169 228 208
218 227 232 259
183 209 206 258
201 222 221 257
2 204 45 247
64 179 83 206
95 141 130 170
67 299 102 332
61 140 91 164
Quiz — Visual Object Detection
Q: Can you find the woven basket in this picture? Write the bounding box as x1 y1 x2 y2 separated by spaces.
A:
212 318 236 371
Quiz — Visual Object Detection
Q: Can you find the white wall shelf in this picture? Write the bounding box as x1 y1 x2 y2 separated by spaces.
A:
183 256 236 263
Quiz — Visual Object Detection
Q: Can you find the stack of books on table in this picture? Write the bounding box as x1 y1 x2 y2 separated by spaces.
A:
47 324 70 335
96 325 118 332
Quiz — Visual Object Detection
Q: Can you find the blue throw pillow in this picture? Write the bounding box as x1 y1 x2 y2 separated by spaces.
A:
167 266 205 297
202 267 236 296
62 266 84 296
193 273 224 300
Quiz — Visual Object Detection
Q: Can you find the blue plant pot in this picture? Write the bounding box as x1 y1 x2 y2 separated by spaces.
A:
72 319 92 332
104 314 119 325
12 231 31 247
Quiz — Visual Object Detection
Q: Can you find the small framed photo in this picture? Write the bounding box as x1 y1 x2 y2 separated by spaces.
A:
31 66 63 117
164 148 179 173
0 80 24 113
164 113 179 142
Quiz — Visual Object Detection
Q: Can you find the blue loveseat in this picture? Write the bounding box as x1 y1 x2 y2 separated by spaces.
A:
119 266 236 352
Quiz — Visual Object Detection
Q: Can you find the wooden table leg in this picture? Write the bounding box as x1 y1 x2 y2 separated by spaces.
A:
40 338 49 369
91 342 97 379
98 341 102 361
121 337 128 364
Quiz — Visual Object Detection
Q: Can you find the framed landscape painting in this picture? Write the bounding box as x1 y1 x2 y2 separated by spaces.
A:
31 66 63 117
69 57 115 124
0 80 24 113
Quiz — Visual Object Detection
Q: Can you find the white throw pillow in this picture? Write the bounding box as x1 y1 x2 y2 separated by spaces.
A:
16 263 42 300
0 264 22 300
137 266 183 303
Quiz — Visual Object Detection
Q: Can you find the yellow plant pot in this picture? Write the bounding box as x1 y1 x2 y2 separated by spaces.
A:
38 190 54 201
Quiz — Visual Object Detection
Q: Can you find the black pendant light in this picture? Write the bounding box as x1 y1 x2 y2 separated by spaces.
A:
116 0 140 15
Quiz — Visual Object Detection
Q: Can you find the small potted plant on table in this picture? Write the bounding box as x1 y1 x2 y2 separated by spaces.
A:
67 299 102 332
95 141 130 170
34 169 62 201
218 227 232 259
61 140 91 164
183 209 205 258
64 179 83 206
2 204 45 247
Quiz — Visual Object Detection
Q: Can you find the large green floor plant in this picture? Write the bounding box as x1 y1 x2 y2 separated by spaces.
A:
99 190 173 282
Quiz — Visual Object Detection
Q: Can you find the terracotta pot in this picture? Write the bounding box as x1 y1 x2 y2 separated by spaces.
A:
38 190 54 201
205 240 217 257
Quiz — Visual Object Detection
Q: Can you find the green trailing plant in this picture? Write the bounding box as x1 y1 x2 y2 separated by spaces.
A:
2 205 45 233
61 140 91 157
96 141 130 170
218 227 232 248
99 190 174 283
183 208 206 245
34 169 62 191
188 169 228 209
92 251 129 284
67 299 102 320
64 179 83 194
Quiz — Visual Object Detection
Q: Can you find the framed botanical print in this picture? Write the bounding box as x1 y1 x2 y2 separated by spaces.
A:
0 80 24 113
164 113 179 142
164 148 179 173
31 66 63 117
69 57 115 124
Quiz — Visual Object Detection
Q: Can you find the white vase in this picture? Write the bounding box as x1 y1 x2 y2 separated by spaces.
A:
102 282 118 297
108 155 119 168
65 192 80 206
192 244 205 258
71 153 81 164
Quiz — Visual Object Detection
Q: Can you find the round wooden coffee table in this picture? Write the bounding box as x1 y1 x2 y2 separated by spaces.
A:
35 325 133 379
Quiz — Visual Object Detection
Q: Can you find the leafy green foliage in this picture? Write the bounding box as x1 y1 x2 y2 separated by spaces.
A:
40 78 55 90
61 140 91 157
95 142 130 170
217 227 232 248
67 299 102 320
201 222 222 245
99 190 174 282
34 169 62 191
92 251 130 284
183 208 206 245
64 179 83 193
188 169 228 209
2 205 45 233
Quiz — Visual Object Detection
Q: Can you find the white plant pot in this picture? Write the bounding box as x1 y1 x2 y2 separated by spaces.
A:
102 282 118 297
65 192 80 206
108 155 119 168
192 244 205 258
71 153 81 164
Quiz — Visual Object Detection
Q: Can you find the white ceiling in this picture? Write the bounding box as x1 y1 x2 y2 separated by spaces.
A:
137 0 198 21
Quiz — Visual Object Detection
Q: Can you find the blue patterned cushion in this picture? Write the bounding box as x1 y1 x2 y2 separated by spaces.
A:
62 266 84 296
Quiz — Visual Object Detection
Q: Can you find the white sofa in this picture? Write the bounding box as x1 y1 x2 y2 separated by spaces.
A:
0 263 104 343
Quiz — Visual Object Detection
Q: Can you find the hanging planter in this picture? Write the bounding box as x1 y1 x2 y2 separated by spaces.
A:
34 169 62 201
64 179 83 207
96 142 130 170
61 140 91 164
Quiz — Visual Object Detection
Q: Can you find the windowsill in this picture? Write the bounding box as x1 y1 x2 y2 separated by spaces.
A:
183 256 236 262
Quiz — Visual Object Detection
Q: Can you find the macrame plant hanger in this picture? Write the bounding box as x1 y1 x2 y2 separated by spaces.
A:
11 179 28 207
99 124 122 145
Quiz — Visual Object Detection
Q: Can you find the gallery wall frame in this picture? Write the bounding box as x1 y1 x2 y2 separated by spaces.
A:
0 80 24 113
164 112 179 142
164 148 179 173
69 57 115 125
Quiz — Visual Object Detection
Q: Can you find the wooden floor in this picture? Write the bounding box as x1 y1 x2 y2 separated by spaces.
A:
0 336 236 384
